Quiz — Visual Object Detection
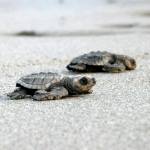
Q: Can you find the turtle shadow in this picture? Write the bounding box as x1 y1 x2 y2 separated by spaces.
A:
63 69 129 75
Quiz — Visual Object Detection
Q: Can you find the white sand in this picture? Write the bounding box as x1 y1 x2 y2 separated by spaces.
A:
0 2 150 150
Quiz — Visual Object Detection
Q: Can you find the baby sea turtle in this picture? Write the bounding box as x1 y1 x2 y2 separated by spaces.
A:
7 72 96 101
67 51 136 72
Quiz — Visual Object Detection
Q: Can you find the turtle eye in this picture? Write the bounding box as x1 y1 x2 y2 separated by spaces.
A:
79 77 88 85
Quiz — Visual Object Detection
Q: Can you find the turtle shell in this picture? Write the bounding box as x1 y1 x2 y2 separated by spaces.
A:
71 51 113 65
16 72 62 90
67 51 114 71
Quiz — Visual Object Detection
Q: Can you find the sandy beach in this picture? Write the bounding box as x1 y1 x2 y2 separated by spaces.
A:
0 1 150 150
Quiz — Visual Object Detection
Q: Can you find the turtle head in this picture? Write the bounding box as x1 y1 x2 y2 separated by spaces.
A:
64 76 96 94
123 56 136 70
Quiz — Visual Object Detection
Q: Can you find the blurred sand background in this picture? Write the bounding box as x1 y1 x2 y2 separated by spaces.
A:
0 0 150 150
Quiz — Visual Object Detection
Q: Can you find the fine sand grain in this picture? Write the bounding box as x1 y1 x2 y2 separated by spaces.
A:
0 1 150 150
0 34 150 150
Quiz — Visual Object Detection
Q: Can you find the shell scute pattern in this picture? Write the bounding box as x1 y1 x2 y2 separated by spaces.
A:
17 72 61 90
69 51 113 66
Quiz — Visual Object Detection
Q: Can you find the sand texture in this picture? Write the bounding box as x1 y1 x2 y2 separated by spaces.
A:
0 1 150 150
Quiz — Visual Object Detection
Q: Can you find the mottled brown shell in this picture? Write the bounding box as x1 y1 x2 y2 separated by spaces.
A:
67 51 114 71
16 72 62 90
69 51 113 66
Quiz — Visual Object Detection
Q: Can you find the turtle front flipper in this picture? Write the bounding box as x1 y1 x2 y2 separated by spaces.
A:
102 63 126 73
7 87 32 100
66 63 86 72
33 86 69 101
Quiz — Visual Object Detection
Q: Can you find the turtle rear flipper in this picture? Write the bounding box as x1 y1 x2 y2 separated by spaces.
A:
7 88 32 100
